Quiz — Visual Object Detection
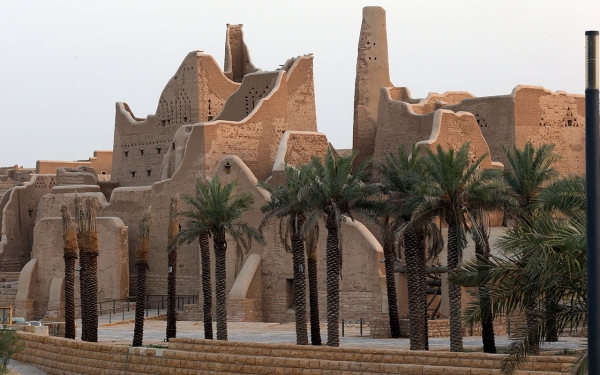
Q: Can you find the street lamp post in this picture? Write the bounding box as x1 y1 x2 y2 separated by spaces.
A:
586 30 599 374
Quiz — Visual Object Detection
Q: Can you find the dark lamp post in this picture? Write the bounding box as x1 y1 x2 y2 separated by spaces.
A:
585 29 599 375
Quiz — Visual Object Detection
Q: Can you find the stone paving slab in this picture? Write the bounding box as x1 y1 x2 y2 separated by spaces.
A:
93 320 587 352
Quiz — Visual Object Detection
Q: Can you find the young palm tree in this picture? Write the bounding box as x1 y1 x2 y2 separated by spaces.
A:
166 196 180 341
503 142 560 346
502 142 560 220
304 148 379 347
259 163 318 345
179 176 264 341
452 175 587 374
415 142 500 352
133 207 153 347
60 205 77 339
76 196 100 342
178 210 213 340
378 144 439 349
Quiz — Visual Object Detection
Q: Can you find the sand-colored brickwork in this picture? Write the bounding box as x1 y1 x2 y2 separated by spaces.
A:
14 332 575 374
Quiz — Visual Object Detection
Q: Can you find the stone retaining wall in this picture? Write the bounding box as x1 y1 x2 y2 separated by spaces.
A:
14 332 575 375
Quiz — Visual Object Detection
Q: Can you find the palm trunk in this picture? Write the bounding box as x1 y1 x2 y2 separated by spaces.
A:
214 231 228 341
199 233 213 339
79 230 99 343
446 215 463 352
291 218 308 345
404 225 428 350
382 224 401 338
78 239 88 342
133 260 147 346
64 252 77 339
325 215 340 347
526 304 540 355
307 250 321 345
545 299 559 342
166 248 177 341
475 240 496 353
85 251 99 342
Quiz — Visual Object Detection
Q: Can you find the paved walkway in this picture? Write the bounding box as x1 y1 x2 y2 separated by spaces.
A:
8 359 49 375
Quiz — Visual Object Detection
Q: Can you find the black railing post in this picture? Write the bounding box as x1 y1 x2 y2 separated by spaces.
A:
360 318 363 336
341 320 344 337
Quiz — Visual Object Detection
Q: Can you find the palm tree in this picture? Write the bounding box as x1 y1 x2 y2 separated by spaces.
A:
415 142 500 352
60 205 77 339
503 142 560 346
258 165 309 345
179 176 264 341
502 142 560 220
133 207 152 347
451 175 587 374
259 163 319 345
75 196 100 342
377 144 430 346
166 196 180 341
178 211 213 340
304 148 379 347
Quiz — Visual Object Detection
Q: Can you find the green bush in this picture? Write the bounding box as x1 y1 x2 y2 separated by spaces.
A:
0 330 25 374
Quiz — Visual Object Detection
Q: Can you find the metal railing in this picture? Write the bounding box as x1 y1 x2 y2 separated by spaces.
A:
341 318 369 337
45 294 198 324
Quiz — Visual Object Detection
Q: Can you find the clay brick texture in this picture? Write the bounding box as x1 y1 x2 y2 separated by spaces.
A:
15 332 575 375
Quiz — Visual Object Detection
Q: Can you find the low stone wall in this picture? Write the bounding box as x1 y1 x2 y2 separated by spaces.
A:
14 331 575 375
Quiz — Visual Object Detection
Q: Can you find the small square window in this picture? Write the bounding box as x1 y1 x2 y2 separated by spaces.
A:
131 171 136 177
147 170 152 177
101 171 106 175
124 151 129 157
156 148 162 154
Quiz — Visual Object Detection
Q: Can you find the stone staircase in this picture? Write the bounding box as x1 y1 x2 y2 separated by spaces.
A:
0 272 19 308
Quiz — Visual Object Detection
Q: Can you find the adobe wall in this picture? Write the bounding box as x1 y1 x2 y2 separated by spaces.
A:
0 175 56 272
224 24 259 82
24 216 128 318
353 6 393 167
285 55 318 132
416 110 502 170
442 94 516 168
111 52 240 187
163 61 319 183
372 88 435 167
36 150 113 180
513 85 586 175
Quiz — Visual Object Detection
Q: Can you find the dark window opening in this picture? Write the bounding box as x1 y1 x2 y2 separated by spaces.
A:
161 120 166 126
207 115 213 121
131 171 136 177
183 116 188 122
101 171 106 175
156 148 162 154
172 143 175 150
28 209 33 217
140 149 144 156
147 170 152 177
124 151 129 157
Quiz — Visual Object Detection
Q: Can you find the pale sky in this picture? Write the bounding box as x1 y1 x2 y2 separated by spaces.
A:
1 0 598 168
